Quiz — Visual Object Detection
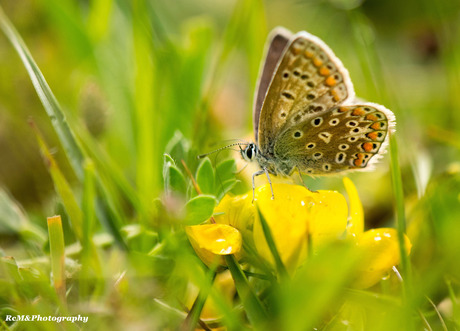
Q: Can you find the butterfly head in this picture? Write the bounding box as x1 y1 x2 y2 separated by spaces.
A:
241 143 259 163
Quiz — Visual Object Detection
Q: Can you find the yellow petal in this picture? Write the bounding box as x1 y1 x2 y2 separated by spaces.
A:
253 184 348 272
351 228 412 289
253 184 310 271
343 177 364 237
308 189 348 249
213 193 255 244
186 224 242 267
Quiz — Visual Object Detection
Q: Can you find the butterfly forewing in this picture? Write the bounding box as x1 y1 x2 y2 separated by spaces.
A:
257 32 355 155
254 28 292 142
273 104 394 174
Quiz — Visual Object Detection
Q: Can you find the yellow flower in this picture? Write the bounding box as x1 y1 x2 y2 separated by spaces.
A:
186 178 412 289
343 178 412 289
213 193 255 247
186 224 242 267
253 183 348 273
351 227 412 289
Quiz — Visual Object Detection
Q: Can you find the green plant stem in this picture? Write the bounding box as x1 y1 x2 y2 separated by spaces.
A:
47 216 67 305
225 255 268 328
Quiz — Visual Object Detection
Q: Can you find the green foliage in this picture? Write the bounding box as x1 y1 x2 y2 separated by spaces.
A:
0 0 460 329
196 158 215 195
184 195 216 225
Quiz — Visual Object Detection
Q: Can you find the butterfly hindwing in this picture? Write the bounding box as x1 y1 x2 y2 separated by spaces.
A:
273 104 395 174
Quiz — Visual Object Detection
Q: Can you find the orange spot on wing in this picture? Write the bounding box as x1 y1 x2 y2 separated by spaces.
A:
331 89 341 101
363 142 373 152
313 57 323 67
352 107 366 116
339 106 348 113
305 50 314 58
292 46 301 55
371 122 382 130
366 114 378 121
367 132 378 140
353 153 366 167
319 66 330 76
325 76 337 86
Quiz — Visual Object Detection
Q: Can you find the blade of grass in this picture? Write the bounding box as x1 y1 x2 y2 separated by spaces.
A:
389 135 412 293
182 271 216 331
31 122 83 241
133 0 157 212
0 6 127 249
256 206 289 280
47 215 66 305
87 0 113 43
446 278 460 327
77 127 141 211
225 255 268 328
80 159 102 298
0 5 85 181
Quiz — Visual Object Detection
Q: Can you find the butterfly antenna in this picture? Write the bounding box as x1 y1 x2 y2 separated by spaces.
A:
197 142 247 159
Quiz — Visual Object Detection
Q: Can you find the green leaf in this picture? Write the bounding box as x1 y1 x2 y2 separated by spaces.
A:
216 159 237 200
196 157 215 195
216 179 238 201
165 131 190 166
163 154 187 194
216 159 237 181
170 166 187 194
184 195 216 225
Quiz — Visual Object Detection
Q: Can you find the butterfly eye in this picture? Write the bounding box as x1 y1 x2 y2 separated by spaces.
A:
244 144 257 161
246 148 253 159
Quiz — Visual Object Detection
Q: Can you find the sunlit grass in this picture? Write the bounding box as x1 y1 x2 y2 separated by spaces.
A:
1 0 460 330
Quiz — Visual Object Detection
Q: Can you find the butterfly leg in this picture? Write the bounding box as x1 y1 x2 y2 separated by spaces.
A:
252 170 264 203
251 168 274 202
264 168 275 200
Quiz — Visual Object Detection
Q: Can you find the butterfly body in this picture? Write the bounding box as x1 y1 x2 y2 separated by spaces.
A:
241 143 294 177
244 28 395 199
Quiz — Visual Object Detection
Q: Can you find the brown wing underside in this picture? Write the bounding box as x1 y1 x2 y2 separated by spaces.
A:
273 105 392 174
253 28 292 143
257 32 354 155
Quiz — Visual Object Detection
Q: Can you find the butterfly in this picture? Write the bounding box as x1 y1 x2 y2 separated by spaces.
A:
236 27 395 200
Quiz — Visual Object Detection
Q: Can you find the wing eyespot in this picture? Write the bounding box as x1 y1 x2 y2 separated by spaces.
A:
311 117 323 127
293 130 303 139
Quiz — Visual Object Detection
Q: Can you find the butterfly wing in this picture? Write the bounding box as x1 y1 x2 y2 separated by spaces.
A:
253 27 292 142
273 104 395 174
257 31 355 155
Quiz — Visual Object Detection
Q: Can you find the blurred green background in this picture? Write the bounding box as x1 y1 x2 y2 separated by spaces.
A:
2 0 459 211
1 0 460 329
